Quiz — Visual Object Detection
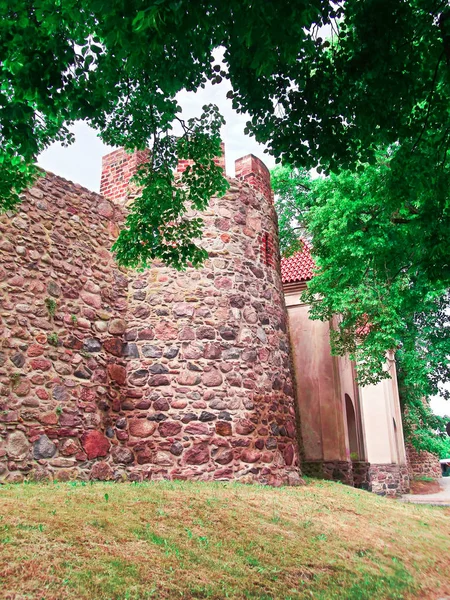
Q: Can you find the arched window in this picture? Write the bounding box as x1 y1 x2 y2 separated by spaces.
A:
392 417 401 464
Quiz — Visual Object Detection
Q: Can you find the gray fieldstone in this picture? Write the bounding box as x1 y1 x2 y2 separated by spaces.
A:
33 434 57 459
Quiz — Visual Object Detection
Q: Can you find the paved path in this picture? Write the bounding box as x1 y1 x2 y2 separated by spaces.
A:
401 477 450 506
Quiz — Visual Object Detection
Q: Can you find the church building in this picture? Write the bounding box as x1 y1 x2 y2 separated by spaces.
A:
281 243 409 495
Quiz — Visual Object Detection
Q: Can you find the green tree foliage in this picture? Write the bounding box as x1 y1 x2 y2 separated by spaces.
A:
401 383 450 458
3 1 449 269
272 161 450 457
0 0 332 267
0 0 234 268
112 107 229 270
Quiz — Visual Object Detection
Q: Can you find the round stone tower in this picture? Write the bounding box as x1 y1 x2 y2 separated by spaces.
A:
100 147 302 485
0 146 301 485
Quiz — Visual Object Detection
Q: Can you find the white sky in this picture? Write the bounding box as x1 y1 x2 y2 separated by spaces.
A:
37 76 449 420
431 391 449 418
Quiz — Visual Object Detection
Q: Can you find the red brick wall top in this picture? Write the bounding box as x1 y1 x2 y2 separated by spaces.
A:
176 142 226 174
235 154 272 203
100 146 274 207
101 144 227 206
100 149 150 205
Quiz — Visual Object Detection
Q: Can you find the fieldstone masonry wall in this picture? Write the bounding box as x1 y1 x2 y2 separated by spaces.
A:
302 460 354 486
0 151 302 485
368 464 410 496
406 443 441 481
301 460 371 491
0 174 126 482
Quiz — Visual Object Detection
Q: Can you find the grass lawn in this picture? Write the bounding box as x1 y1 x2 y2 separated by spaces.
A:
0 479 449 599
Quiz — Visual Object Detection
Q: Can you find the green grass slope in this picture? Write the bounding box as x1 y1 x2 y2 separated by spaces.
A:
0 479 449 599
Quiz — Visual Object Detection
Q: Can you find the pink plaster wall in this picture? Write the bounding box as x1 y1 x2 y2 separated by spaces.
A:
285 300 347 463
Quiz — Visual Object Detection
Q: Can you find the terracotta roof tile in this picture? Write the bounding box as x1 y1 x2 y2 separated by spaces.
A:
281 240 315 283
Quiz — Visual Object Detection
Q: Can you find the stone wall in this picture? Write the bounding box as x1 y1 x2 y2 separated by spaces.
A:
0 173 127 482
302 460 354 486
302 459 407 495
406 443 441 481
368 464 410 497
352 460 370 490
0 152 302 485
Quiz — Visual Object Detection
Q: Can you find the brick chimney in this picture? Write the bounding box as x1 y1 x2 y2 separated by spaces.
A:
234 154 273 203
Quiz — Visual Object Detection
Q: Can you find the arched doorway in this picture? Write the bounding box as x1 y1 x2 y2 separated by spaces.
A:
345 394 359 458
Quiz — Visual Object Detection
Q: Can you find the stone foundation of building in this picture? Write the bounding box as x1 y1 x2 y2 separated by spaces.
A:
352 460 371 490
302 460 354 485
368 463 410 496
302 460 408 496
